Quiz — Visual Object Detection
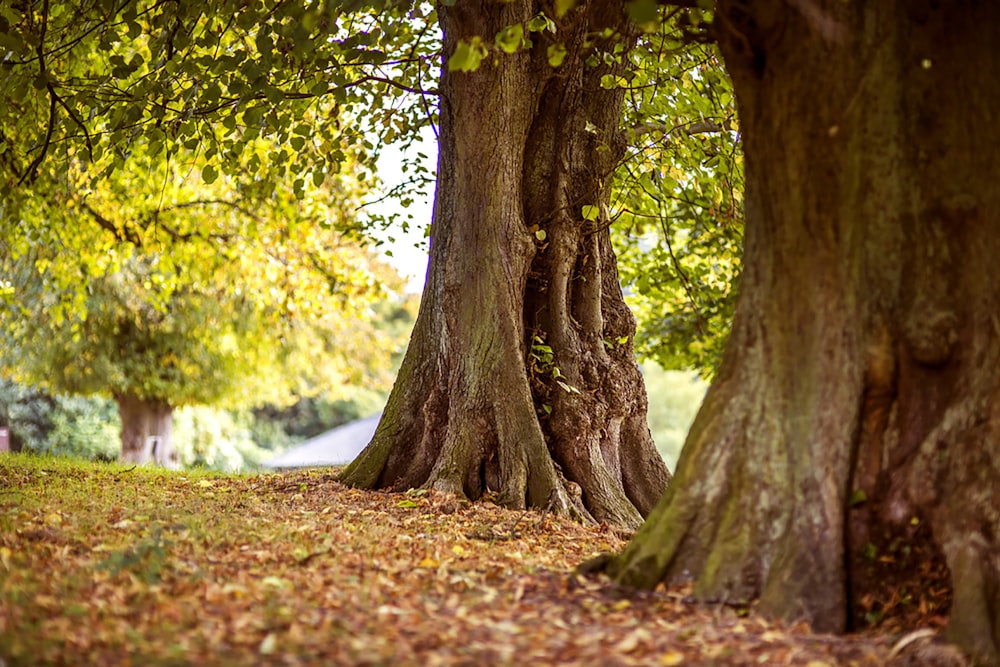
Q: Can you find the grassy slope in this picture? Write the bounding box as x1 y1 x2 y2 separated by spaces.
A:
0 455 933 666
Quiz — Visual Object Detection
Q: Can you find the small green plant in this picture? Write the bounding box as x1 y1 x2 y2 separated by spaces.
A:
528 335 580 395
97 528 172 584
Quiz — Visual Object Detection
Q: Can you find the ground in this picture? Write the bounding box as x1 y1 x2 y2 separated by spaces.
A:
0 455 965 666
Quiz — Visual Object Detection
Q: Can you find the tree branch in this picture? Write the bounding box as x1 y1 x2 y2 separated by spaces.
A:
79 200 142 246
154 198 261 223
19 0 57 186
630 119 724 139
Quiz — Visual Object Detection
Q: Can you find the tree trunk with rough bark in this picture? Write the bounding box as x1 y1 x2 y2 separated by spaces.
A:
115 393 177 467
609 1 1000 663
340 1 670 529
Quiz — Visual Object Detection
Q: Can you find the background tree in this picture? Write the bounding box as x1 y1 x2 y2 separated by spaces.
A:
608 2 1000 663
1 137 409 464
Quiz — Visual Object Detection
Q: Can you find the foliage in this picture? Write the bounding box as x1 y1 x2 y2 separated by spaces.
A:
0 378 55 452
0 377 293 469
37 394 120 461
611 20 743 378
0 455 912 665
1 131 412 415
0 0 427 446
640 362 707 469
0 378 119 459
0 0 742 383
172 406 275 471
0 0 438 201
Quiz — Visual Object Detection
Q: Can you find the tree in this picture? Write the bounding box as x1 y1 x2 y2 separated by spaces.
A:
340 1 670 528
608 2 1000 663
0 0 677 523
1 138 407 465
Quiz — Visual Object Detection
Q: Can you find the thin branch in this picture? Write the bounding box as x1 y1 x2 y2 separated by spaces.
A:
80 200 142 246
153 198 261 223
631 119 723 139
51 85 93 161
20 0 57 185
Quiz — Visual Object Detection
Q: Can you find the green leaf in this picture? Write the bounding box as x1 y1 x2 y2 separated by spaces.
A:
534 229 547 241
555 0 576 17
397 499 419 508
626 0 660 26
495 24 525 54
527 13 555 33
547 44 567 68
201 164 218 184
600 74 627 90
447 37 487 72
581 205 600 221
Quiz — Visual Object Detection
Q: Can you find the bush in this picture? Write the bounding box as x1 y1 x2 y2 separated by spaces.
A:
0 379 120 460
173 407 276 472
640 362 707 470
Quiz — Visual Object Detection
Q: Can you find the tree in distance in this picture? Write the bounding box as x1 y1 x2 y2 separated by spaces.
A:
1 144 409 465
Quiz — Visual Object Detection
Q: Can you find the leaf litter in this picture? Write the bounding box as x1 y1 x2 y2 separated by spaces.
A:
0 456 966 666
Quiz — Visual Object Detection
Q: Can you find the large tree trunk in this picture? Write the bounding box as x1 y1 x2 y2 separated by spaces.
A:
609 1 1000 663
115 393 177 467
340 1 670 529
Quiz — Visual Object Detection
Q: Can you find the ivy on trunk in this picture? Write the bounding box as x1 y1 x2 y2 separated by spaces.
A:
340 0 670 529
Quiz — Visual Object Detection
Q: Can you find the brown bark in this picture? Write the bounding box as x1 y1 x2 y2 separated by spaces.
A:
609 1 1000 664
115 393 177 467
339 1 670 529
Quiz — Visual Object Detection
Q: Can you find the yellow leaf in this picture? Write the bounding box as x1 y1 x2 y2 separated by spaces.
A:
261 576 290 589
418 557 439 569
44 512 62 526
451 544 466 556
197 480 214 488
660 651 685 666
0 547 11 571
615 632 640 653
612 599 631 611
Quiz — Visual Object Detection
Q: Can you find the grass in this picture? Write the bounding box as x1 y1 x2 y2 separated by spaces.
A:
0 454 943 666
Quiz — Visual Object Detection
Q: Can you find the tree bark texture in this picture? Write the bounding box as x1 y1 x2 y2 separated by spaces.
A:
115 393 177 467
610 2 1000 663
340 1 670 529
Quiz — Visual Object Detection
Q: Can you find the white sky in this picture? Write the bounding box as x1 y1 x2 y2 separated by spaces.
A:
366 133 436 293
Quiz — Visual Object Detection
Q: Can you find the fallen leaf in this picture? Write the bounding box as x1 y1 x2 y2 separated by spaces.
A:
259 633 277 655
660 651 685 666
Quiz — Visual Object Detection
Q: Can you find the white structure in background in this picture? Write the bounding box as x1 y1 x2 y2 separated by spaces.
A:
261 414 381 470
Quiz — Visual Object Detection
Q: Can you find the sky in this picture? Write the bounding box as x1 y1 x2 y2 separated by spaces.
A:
367 134 436 294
